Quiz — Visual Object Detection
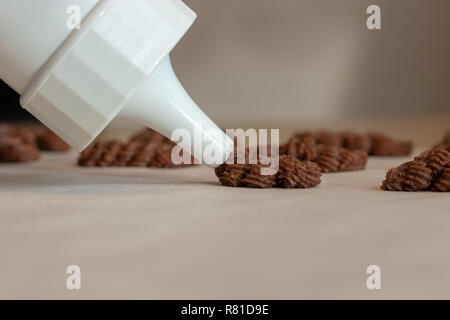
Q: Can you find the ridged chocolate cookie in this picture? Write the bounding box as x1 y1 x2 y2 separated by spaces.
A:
382 146 450 192
215 155 321 189
280 134 368 173
292 130 412 156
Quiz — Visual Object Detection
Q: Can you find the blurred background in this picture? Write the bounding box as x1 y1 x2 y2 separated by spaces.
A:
1 0 449 142
175 0 450 126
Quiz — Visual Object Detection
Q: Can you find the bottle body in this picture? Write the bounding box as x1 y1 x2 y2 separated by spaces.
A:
0 0 98 93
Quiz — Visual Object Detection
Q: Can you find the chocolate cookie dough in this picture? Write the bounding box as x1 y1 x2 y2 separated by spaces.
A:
214 155 321 189
79 128 195 168
314 145 368 173
291 130 412 156
340 132 371 153
368 133 412 156
382 146 450 192
280 134 368 173
312 131 342 147
433 168 450 192
36 129 71 152
381 160 433 191
0 123 36 144
0 136 41 163
79 139 192 168
281 134 317 161
0 124 71 163
0 124 41 163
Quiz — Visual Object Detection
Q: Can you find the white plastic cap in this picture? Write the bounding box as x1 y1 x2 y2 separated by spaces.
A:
20 0 197 151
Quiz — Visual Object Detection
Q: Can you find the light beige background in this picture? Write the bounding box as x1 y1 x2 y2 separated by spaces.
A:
168 0 450 126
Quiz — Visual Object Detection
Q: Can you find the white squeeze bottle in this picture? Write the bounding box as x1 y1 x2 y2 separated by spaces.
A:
0 0 233 167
